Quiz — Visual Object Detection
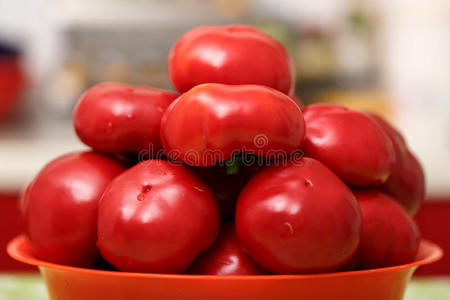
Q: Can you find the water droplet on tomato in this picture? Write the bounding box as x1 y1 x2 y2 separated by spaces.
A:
304 179 313 187
141 185 152 193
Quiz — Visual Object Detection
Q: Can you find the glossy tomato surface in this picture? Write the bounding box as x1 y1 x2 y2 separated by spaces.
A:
97 160 220 273
302 104 395 186
73 82 178 155
188 223 267 275
235 157 361 274
168 24 295 95
352 190 420 268
20 152 125 267
161 83 304 167
365 112 425 215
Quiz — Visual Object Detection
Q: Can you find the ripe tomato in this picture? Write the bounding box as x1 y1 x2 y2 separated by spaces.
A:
302 104 395 186
168 25 295 95
161 83 304 167
20 152 125 267
365 112 425 215
97 159 220 273
188 223 267 275
192 164 260 220
235 157 361 274
73 82 179 155
352 189 420 268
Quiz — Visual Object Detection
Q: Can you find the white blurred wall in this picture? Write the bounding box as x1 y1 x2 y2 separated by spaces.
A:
0 0 59 84
379 0 450 196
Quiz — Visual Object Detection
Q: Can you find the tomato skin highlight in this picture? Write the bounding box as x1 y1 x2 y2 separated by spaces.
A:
20 151 126 267
168 24 295 95
73 82 179 155
235 157 361 274
97 159 221 273
161 83 305 167
351 189 420 268
188 223 268 275
302 104 395 186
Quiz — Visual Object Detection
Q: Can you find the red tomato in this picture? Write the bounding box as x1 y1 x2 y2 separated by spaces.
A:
97 159 220 273
161 83 305 167
73 82 179 155
192 164 260 220
235 157 361 274
365 112 425 215
20 152 125 267
352 190 420 268
168 25 295 95
187 223 267 275
302 104 395 186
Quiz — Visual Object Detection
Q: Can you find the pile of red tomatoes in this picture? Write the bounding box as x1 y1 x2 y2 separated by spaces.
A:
20 25 424 275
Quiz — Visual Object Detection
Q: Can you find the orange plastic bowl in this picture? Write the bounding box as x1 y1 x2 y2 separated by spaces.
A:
8 235 442 300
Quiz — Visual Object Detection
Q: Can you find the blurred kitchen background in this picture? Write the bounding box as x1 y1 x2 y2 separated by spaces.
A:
0 0 449 295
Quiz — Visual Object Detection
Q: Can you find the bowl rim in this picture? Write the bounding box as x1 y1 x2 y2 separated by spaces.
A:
7 235 443 280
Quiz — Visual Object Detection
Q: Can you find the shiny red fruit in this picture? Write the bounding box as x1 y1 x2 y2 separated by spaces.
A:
188 223 267 275
302 104 395 186
235 157 361 274
168 24 295 95
20 152 125 267
97 160 220 273
352 190 420 268
365 112 425 215
73 82 179 155
161 83 304 167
